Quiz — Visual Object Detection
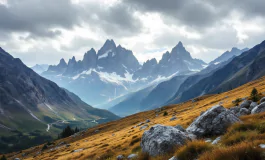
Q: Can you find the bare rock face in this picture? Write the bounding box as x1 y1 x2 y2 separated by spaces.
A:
141 124 190 156
186 105 241 137
251 102 265 114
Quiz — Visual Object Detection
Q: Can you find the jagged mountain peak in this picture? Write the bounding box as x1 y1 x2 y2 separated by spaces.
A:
85 48 96 55
59 58 67 66
103 39 116 48
171 41 192 60
231 47 240 52
144 58 157 66
82 48 97 69
98 39 117 57
177 41 184 47
210 47 249 65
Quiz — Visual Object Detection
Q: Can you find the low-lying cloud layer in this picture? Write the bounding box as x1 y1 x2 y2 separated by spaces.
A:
0 0 265 66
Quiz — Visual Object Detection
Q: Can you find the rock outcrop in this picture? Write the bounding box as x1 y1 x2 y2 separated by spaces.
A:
251 102 265 114
236 108 250 116
186 105 241 137
250 102 258 111
239 100 252 109
141 124 190 156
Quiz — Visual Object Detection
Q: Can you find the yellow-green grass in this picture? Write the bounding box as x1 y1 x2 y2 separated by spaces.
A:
5 76 265 160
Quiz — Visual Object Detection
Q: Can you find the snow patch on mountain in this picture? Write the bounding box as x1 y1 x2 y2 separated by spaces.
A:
98 50 112 59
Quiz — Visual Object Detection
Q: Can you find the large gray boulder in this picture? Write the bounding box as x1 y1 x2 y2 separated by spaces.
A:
186 105 241 137
141 124 190 156
251 102 265 114
117 155 125 160
249 102 258 111
236 108 250 116
127 154 138 159
239 100 252 109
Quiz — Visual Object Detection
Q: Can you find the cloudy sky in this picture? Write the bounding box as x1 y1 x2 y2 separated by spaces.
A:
0 0 265 66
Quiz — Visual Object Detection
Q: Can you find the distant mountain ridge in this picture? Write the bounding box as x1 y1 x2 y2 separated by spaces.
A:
169 40 265 104
109 46 251 116
42 40 205 107
209 47 249 65
31 64 49 74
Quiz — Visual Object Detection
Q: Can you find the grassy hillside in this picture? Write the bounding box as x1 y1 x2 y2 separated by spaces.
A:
3 76 265 160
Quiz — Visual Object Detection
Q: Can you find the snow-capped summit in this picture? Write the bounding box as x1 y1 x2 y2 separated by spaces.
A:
42 40 206 107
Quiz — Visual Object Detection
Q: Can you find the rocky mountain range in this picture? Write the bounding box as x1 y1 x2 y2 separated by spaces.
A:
109 46 249 116
0 47 118 135
42 40 205 107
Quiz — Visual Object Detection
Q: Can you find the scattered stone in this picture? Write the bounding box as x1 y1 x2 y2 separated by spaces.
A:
249 102 258 111
146 119 151 123
14 158 20 160
94 129 100 133
141 124 190 156
251 102 265 114
260 97 265 103
72 148 83 153
259 144 265 149
140 124 149 130
239 100 252 109
137 122 144 127
170 116 177 121
205 138 212 143
174 125 186 132
57 141 66 146
117 154 125 160
169 156 178 160
186 105 241 137
236 108 250 116
212 137 221 145
127 154 138 159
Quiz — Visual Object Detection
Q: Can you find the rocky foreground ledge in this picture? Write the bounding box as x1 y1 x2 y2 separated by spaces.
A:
133 98 265 160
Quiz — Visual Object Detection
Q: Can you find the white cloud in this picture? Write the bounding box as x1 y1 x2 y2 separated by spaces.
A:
1 0 265 66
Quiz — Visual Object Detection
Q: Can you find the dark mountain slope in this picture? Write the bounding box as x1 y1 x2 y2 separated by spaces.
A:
0 47 119 133
177 40 265 103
